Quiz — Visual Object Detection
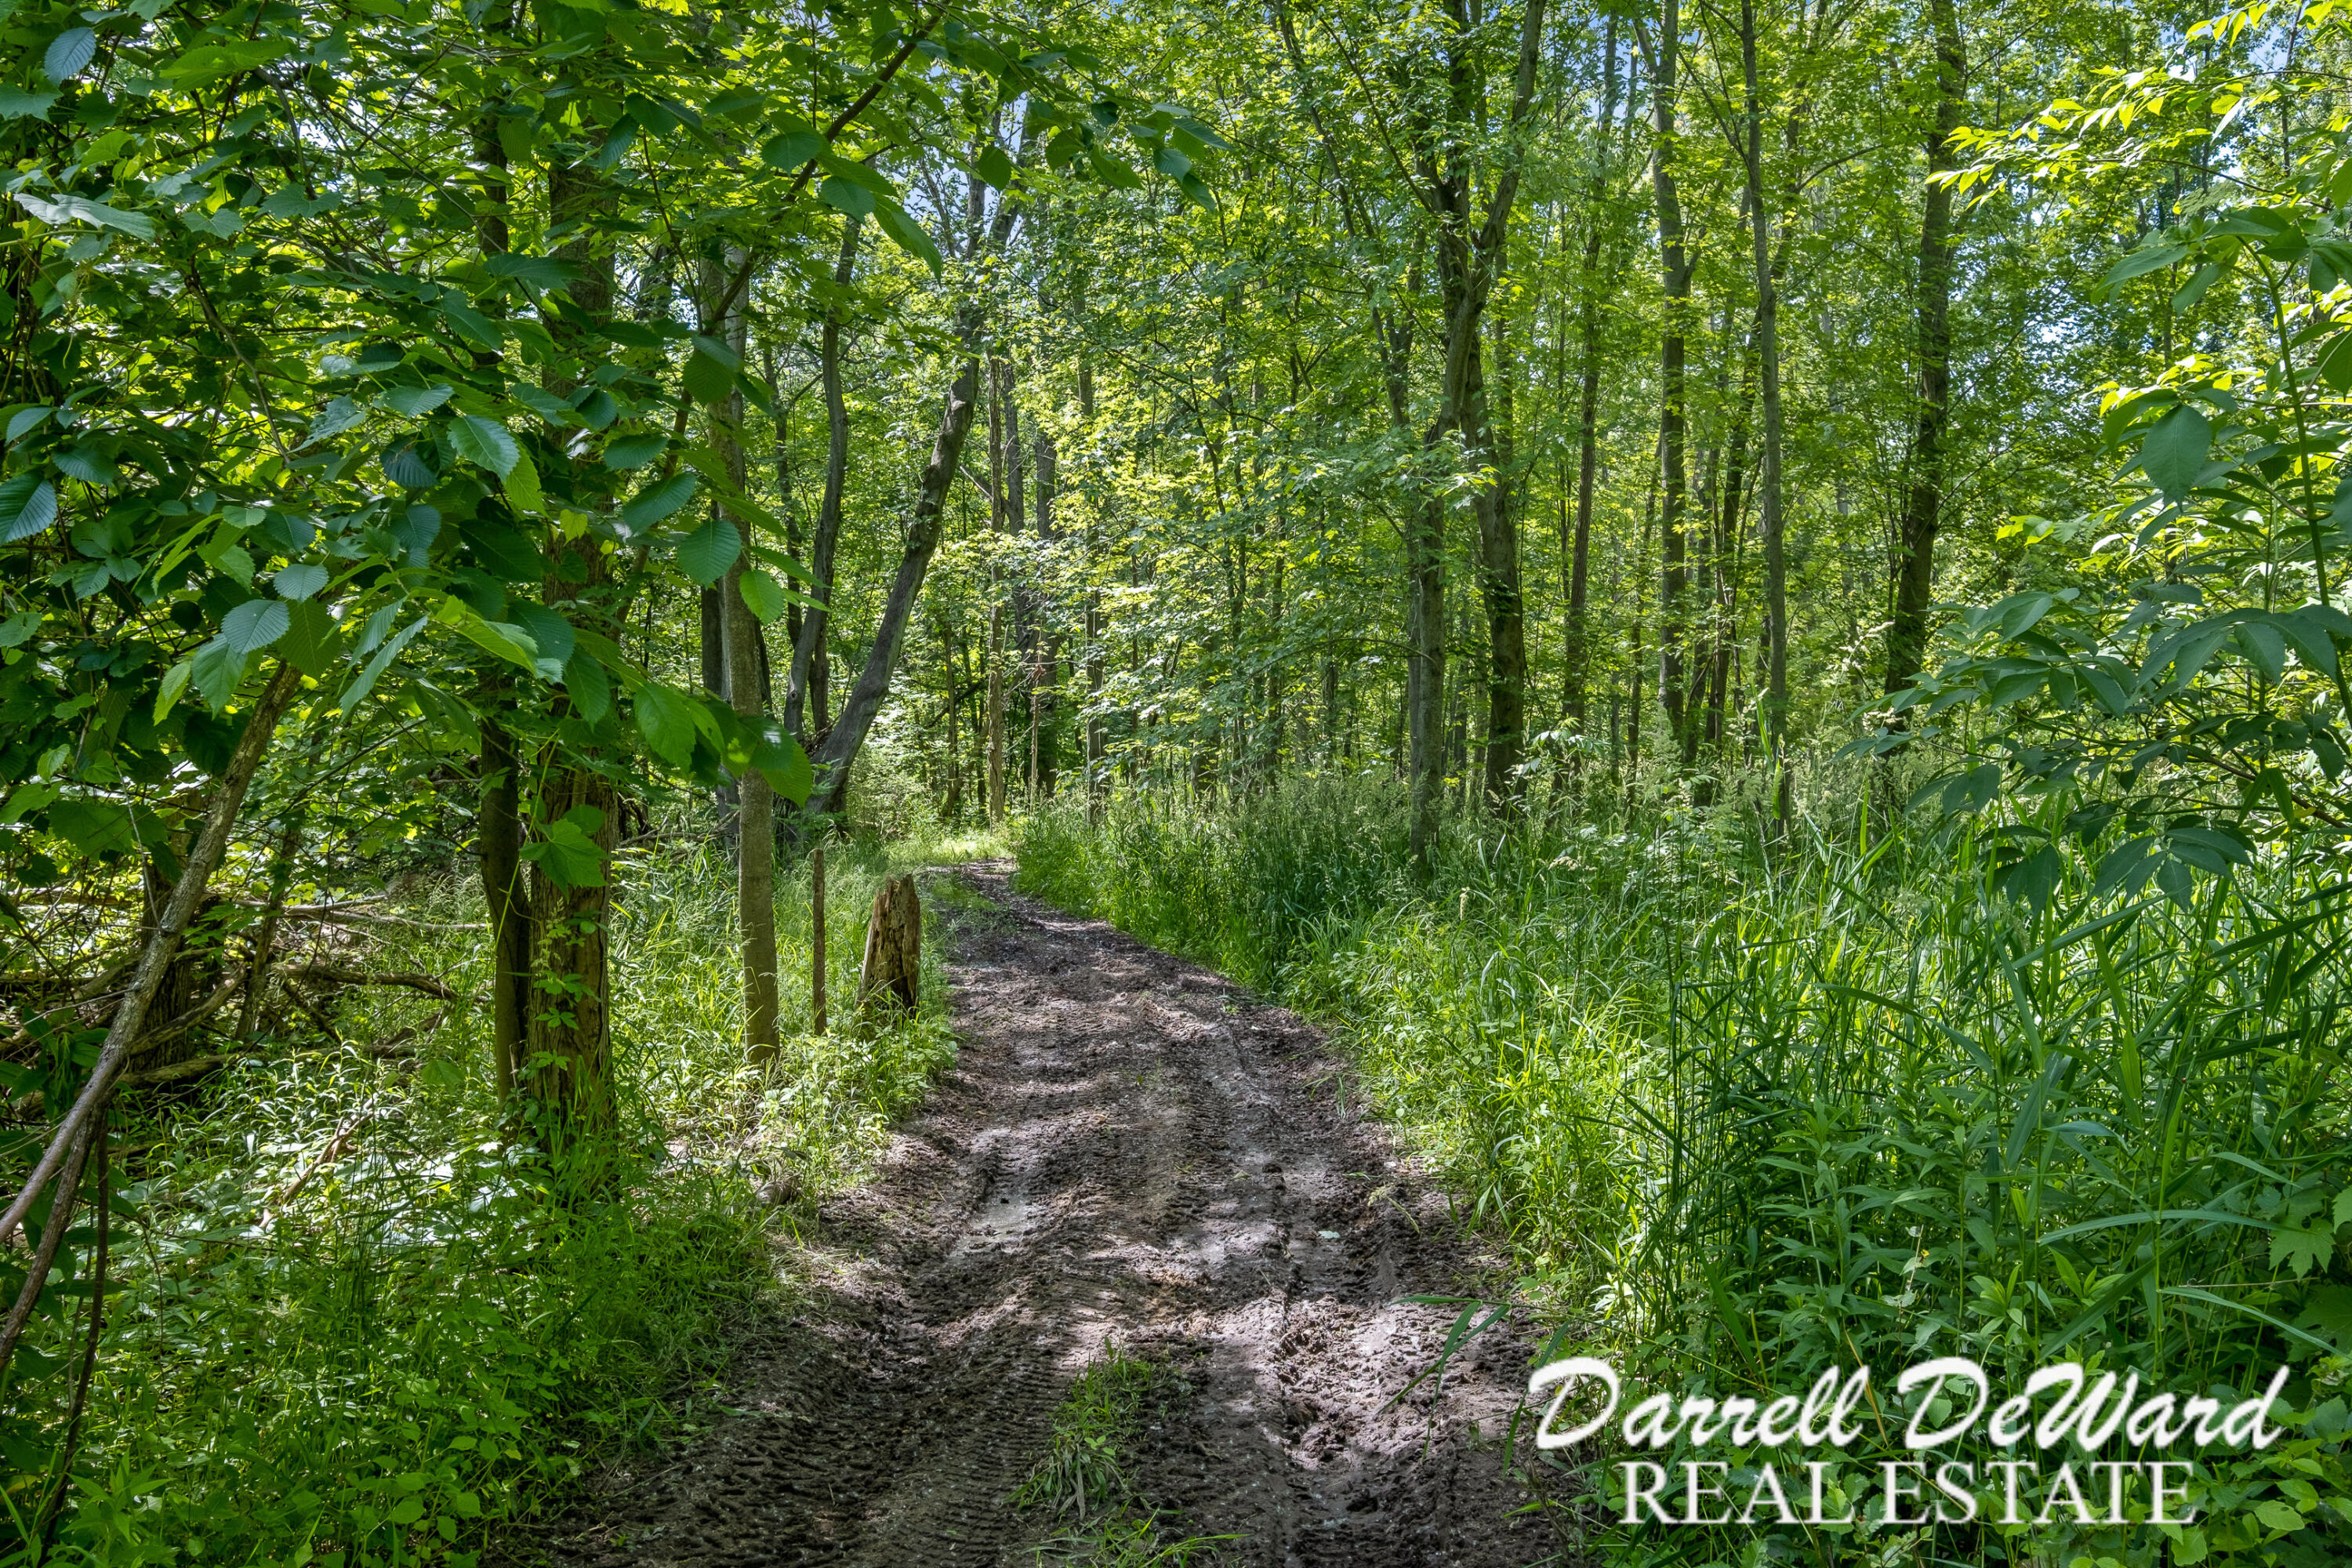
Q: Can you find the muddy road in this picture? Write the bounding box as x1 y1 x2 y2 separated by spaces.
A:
544 865 1559 1566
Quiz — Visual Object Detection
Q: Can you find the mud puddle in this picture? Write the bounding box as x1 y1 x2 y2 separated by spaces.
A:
537 864 1559 1566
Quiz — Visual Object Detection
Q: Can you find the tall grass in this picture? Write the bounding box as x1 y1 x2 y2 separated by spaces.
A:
1014 780 2352 1566
9 826 983 1566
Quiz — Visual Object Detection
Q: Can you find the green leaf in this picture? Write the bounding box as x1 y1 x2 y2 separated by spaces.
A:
510 602 574 682
2173 260 2223 312
503 453 543 513
13 192 153 241
450 416 520 477
2272 1224 2334 1279
510 384 580 426
191 639 251 712
220 598 291 655
818 176 874 218
2301 1282 2352 1345
280 598 339 676
304 396 363 446
2103 240 2187 292
602 432 667 470
677 517 741 586
622 474 697 532
752 728 813 804
43 28 96 83
873 198 942 277
2319 332 2352 394
381 384 453 417
485 252 577 290
152 659 191 723
0 89 59 120
383 441 437 491
2140 404 2211 499
0 477 57 543
443 296 503 352
159 38 290 87
49 797 135 857
975 144 1014 190
739 568 786 624
274 563 328 601
762 127 825 169
524 804 606 887
2253 1499 2306 1534
564 649 612 722
683 350 737 405
633 683 699 766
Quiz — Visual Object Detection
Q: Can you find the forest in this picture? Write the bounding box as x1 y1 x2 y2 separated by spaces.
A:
2 0 2350 1557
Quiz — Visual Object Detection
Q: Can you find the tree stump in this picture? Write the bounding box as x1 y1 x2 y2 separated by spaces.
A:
858 874 920 1013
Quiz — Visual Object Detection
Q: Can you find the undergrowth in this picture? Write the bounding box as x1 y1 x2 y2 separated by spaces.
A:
5 825 991 1566
1014 776 2352 1567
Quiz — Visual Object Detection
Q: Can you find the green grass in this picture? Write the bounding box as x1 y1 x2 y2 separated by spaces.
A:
1014 778 2352 1567
5 824 984 1567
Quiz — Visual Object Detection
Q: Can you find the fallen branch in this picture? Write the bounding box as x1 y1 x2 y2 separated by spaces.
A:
269 902 483 932
274 1107 380 1206
285 963 466 1001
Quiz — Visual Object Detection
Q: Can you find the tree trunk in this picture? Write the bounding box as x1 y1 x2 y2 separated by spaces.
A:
1885 0 1965 693
477 691 530 1101
1472 323 1526 809
858 874 921 1014
810 843 827 1036
1565 19 1623 731
530 153 621 1146
239 812 302 1042
1744 0 1793 828
785 216 862 746
705 248 778 1065
1648 0 1697 775
802 186 1025 821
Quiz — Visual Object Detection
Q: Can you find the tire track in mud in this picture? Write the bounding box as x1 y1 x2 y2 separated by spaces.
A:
539 864 1553 1567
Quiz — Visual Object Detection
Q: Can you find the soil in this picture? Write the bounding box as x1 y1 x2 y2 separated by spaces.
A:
535 864 1564 1567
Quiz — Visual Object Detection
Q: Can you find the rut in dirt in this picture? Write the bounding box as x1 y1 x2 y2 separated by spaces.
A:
542 864 1561 1567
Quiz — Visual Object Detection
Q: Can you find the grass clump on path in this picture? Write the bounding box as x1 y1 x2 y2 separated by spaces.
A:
1015 1348 1235 1567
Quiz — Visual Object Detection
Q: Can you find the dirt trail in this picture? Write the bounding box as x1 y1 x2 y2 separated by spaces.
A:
543 865 1552 1566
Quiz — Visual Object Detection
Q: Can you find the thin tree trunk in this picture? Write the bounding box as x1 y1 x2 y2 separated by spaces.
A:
804 192 1024 822
1566 20 1623 730
477 691 530 1101
705 247 778 1065
810 844 827 1036
530 152 621 1145
1885 0 1965 693
1744 0 1792 828
1645 0 1697 775
466 14 529 1106
784 216 862 745
239 813 302 1041
1474 321 1526 809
